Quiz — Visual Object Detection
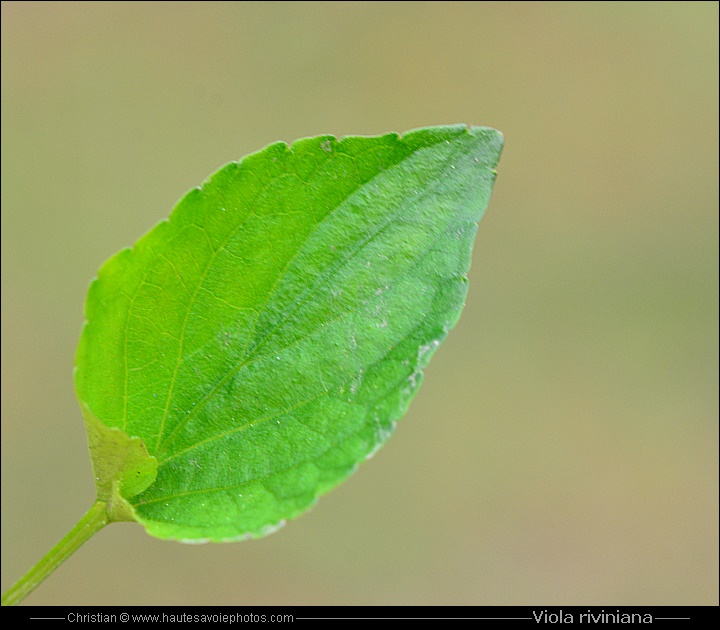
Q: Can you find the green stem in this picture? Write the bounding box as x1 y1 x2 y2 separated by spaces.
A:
2 501 109 606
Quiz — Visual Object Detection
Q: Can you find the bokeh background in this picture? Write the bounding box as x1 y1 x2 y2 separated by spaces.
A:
2 1 717 606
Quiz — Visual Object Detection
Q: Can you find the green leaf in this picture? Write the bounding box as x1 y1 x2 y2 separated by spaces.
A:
74 124 503 542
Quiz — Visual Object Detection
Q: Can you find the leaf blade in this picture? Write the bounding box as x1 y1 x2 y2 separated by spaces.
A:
75 124 503 541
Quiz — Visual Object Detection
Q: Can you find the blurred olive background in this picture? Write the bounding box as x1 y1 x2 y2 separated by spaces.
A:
2 1 717 606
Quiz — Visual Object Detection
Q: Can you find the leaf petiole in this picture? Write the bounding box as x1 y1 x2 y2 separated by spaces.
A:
2 501 109 606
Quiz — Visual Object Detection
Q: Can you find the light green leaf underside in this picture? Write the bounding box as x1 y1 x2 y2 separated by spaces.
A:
74 124 503 542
